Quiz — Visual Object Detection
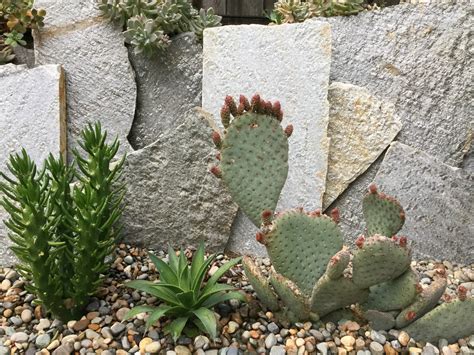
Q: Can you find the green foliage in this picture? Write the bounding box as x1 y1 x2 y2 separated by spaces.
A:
269 0 364 24
0 0 46 64
97 0 222 56
125 243 245 341
0 122 125 321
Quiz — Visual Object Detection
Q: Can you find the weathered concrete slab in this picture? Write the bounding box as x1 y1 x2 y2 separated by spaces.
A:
323 82 402 209
128 33 203 149
0 64 66 266
33 0 136 158
120 109 238 252
202 21 331 256
327 3 472 167
373 142 473 263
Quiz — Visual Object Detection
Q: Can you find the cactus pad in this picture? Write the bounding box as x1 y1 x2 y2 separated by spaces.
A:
352 235 411 289
270 271 311 321
403 298 474 343
214 95 289 226
363 268 418 311
242 256 280 311
364 309 396 331
363 184 405 237
396 277 447 328
264 211 344 294
310 275 369 317
325 249 351 280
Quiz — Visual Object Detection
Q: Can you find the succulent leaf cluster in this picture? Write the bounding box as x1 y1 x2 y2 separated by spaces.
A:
269 0 364 24
0 123 125 321
210 95 474 342
0 0 46 64
125 243 245 341
97 0 221 56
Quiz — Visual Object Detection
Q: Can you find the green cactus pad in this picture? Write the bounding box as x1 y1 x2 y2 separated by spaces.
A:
270 271 311 321
266 211 344 294
325 249 351 280
363 187 405 237
352 235 411 289
242 256 280 311
396 277 447 328
364 309 396 331
310 275 369 317
403 298 474 343
220 111 289 226
363 268 418 311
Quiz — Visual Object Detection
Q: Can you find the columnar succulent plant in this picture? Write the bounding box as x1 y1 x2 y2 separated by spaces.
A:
0 0 46 64
209 95 474 342
97 0 221 56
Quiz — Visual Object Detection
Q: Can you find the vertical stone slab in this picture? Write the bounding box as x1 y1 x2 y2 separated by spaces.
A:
0 64 66 266
373 142 473 263
323 82 402 209
33 0 136 158
203 21 331 256
128 33 203 149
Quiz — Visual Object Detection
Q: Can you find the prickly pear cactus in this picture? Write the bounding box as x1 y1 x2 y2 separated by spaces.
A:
352 235 412 289
363 184 405 238
403 297 474 343
210 94 291 227
259 209 344 295
364 310 396 331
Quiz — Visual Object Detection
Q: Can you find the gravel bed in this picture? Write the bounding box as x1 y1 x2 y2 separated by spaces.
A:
1 244 473 354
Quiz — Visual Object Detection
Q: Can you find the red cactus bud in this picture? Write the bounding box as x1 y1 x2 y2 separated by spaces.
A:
251 94 261 113
355 235 365 248
272 101 281 117
330 255 340 265
239 95 251 111
284 124 293 138
220 105 231 128
236 103 245 116
225 95 238 116
392 235 399 242
216 152 221 161
275 109 283 122
210 165 222 178
415 283 423 294
368 183 378 194
405 311 416 321
261 209 273 225
399 236 408 247
443 294 453 303
256 231 265 244
263 101 273 115
309 209 322 217
458 285 467 301
212 130 222 149
330 208 340 224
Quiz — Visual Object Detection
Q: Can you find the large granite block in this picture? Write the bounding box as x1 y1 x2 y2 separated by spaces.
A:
202 20 332 256
33 0 136 158
120 110 238 252
373 142 473 263
0 64 66 266
128 33 203 149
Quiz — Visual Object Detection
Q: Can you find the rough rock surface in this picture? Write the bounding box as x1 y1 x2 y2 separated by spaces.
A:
327 3 472 166
128 33 203 149
202 21 331 256
323 82 402 209
120 110 238 252
33 0 136 159
0 64 66 266
373 142 473 263
326 3 473 254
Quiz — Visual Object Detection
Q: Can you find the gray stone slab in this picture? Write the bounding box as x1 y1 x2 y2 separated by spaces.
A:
202 21 331 256
373 142 473 263
0 64 66 267
327 3 473 167
323 82 402 209
128 33 203 149
120 109 238 252
33 0 136 159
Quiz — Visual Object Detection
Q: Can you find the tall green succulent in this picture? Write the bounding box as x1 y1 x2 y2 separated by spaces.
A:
0 122 125 321
210 95 473 343
97 0 221 56
125 243 245 341
0 0 46 64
